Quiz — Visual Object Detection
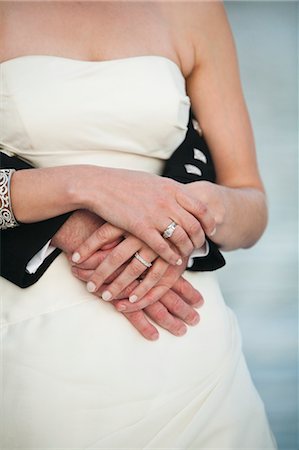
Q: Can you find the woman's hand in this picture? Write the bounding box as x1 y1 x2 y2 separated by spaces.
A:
75 166 216 264
71 222 200 303
11 165 215 265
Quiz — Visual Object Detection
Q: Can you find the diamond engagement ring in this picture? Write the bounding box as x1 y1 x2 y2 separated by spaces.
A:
162 221 177 239
134 252 152 268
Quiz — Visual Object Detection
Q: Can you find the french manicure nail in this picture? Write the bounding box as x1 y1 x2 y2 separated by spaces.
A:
72 252 81 263
176 258 183 266
87 281 96 293
129 294 138 303
102 290 112 301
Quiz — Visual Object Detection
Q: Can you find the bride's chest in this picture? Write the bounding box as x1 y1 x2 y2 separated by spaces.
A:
1 2 177 66
1 56 190 165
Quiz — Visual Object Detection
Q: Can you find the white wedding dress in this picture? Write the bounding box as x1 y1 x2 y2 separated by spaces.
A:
0 55 276 449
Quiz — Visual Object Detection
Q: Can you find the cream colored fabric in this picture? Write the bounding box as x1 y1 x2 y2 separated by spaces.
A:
0 55 276 449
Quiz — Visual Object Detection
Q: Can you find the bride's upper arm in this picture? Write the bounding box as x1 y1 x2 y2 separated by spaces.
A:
185 1 264 192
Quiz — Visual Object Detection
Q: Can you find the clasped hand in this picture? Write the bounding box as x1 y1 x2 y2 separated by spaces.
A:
80 168 216 265
70 223 204 340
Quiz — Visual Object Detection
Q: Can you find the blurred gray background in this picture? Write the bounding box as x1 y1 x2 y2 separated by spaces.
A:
220 2 298 449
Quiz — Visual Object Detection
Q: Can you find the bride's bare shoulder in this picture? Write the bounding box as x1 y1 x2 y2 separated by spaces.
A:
161 1 231 71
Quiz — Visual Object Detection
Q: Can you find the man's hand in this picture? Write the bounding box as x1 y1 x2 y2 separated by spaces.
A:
51 209 106 253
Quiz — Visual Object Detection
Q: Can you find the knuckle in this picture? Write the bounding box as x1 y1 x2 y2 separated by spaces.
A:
172 298 184 315
144 292 157 305
155 306 168 323
110 278 124 293
129 261 144 278
188 220 201 237
109 250 124 266
91 270 105 285
197 201 208 216
174 228 187 244
95 227 106 241
156 240 169 254
134 220 150 237
149 269 162 283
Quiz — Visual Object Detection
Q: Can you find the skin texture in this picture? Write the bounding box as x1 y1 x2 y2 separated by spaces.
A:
1 1 268 337
52 210 204 340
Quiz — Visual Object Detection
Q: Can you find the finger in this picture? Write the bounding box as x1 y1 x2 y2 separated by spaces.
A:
72 264 128 285
159 290 200 326
71 266 93 282
173 206 206 250
134 224 182 266
144 302 187 337
71 223 124 264
123 310 159 341
176 190 216 238
71 250 109 270
85 236 141 296
113 283 169 313
171 276 204 307
103 247 157 301
161 219 194 257
127 258 168 304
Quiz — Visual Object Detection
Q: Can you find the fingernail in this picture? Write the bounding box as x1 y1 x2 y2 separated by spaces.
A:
72 252 81 263
176 258 183 266
87 281 97 293
189 315 200 325
129 294 138 303
102 290 112 301
210 227 216 237
150 332 159 341
177 326 187 336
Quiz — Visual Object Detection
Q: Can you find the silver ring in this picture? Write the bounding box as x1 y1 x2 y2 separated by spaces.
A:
162 221 177 239
134 252 152 268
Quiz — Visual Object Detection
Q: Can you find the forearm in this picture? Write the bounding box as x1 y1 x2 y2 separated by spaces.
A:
188 181 268 251
10 165 98 223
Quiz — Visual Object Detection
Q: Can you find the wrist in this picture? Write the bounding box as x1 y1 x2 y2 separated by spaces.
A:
67 165 107 213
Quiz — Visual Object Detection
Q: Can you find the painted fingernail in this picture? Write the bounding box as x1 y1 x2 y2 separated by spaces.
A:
129 294 138 303
210 227 216 237
102 290 112 301
72 252 81 263
176 258 183 266
87 281 96 293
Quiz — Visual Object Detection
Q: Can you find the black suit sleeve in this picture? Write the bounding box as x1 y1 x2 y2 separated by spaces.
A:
162 111 225 271
0 152 71 287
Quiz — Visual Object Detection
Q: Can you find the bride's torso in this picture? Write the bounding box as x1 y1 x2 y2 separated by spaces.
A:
1 55 190 172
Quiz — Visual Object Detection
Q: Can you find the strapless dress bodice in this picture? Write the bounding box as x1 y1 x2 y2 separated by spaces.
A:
0 55 190 173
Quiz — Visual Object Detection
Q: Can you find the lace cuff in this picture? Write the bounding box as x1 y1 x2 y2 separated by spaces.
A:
0 169 19 230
